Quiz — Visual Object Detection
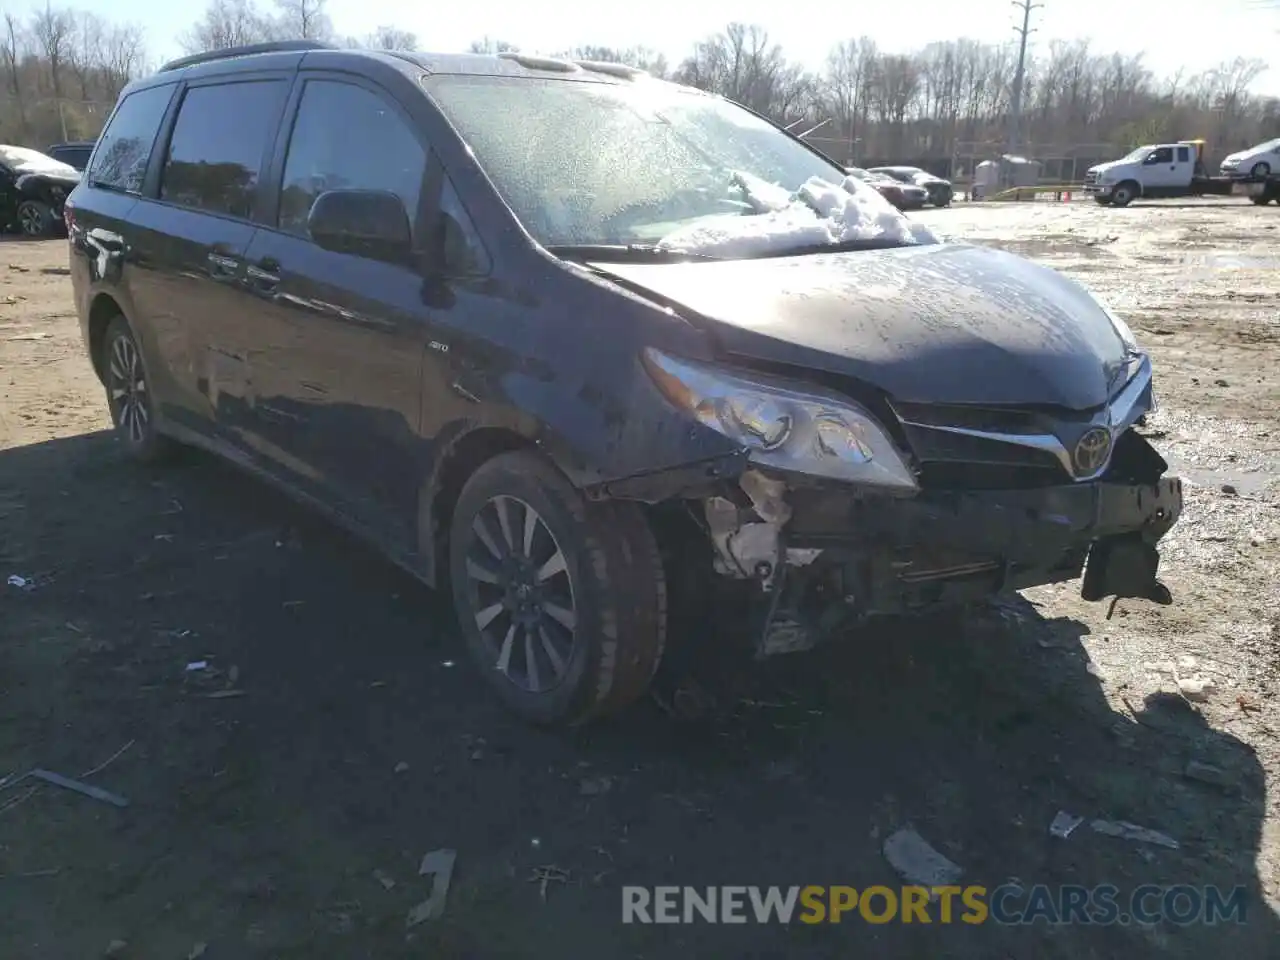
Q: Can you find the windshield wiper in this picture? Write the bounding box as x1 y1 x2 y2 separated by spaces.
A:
744 236 916 259
545 243 722 263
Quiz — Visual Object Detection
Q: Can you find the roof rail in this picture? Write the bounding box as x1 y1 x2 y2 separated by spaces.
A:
158 40 335 73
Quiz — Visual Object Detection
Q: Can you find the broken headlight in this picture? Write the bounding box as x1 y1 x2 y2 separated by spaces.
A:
642 348 918 490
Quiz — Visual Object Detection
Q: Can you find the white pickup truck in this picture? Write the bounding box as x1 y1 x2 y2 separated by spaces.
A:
1083 139 1278 207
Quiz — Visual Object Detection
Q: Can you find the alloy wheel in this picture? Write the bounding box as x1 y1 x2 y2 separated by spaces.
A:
18 204 44 236
108 333 149 444
463 495 576 694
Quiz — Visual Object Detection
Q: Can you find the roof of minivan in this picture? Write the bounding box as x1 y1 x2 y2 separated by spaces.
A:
149 42 649 87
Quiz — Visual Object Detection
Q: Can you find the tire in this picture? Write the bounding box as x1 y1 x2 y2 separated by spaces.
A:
1250 162 1270 179
1093 195 1112 206
1110 182 1138 207
101 316 175 463
1249 194 1273 206
448 450 667 726
17 200 56 237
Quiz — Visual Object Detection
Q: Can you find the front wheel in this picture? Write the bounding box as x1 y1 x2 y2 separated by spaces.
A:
1110 182 1138 207
1093 195 1113 206
16 200 56 237
448 450 667 726
1249 193 1273 206
1250 162 1271 179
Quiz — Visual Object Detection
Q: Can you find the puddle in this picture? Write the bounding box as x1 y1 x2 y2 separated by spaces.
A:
1163 454 1274 497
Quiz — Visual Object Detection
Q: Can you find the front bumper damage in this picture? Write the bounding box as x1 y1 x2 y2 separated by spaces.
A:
696 449 1182 657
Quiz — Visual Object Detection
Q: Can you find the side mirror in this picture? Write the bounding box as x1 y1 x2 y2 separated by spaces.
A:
308 189 412 263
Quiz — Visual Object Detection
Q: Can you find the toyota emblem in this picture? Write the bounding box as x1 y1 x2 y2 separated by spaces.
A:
1073 427 1113 476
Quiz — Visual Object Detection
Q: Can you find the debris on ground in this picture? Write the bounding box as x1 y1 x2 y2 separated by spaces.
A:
1049 810 1084 839
30 769 130 808
186 943 207 960
579 776 612 796
2 768 129 808
6 574 34 590
1090 818 1180 850
406 848 456 927
1177 676 1217 702
394 762 410 774
80 740 135 779
528 865 570 902
1183 759 1233 790
185 661 208 672
882 827 963 888
103 939 127 957
373 869 396 891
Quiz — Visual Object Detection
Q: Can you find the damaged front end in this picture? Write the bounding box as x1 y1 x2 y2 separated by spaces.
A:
638 349 1182 660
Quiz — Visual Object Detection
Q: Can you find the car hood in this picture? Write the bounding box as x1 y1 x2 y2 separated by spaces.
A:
1221 151 1245 163
590 242 1131 410
16 169 80 189
1088 160 1127 175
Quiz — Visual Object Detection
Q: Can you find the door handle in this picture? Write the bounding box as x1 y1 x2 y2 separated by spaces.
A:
206 251 240 279
245 260 281 294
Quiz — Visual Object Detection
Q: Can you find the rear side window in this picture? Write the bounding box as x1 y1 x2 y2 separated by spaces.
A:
1176 146 1190 163
278 80 426 237
161 80 287 219
89 84 174 193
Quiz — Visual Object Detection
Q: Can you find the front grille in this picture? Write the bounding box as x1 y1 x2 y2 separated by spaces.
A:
1084 171 1099 185
893 401 1077 490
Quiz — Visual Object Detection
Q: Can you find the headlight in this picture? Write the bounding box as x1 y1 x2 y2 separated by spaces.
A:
641 348 918 491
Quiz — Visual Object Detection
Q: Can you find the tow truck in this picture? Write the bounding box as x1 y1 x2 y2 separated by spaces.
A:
1083 139 1279 207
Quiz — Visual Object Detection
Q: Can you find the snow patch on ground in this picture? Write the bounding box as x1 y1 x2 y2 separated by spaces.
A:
656 175 920 258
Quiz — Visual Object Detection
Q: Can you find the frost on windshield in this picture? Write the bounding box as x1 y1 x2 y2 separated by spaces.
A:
656 175 920 258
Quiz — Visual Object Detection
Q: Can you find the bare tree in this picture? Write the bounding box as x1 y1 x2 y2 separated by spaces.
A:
180 0 274 54
273 0 331 41
1 13 29 132
31 2 74 97
365 25 417 51
101 22 146 97
467 36 519 55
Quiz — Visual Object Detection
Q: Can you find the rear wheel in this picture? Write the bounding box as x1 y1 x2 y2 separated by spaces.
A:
1110 182 1138 207
448 450 666 725
102 316 175 463
16 200 55 237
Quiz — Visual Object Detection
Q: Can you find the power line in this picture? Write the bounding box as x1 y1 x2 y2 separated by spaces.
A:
1007 0 1042 155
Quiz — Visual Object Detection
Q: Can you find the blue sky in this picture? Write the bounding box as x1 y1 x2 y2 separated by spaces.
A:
72 0 1280 96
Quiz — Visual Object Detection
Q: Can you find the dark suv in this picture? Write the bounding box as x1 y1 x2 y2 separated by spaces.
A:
67 41 1183 725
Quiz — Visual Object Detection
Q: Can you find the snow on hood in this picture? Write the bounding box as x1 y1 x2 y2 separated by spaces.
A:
655 175 921 259
0 144 80 179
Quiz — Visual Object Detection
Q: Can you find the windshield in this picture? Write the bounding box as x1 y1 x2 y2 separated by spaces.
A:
1255 138 1280 153
1119 145 1158 162
425 75 928 256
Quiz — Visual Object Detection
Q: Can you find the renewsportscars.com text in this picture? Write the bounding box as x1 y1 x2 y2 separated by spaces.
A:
621 884 1249 926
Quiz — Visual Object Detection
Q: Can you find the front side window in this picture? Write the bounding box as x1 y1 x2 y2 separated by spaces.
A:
278 80 426 238
425 76 920 254
87 84 174 193
160 80 286 219
1149 147 1173 164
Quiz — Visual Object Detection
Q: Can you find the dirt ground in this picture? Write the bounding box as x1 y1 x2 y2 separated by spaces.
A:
2 198 1278 958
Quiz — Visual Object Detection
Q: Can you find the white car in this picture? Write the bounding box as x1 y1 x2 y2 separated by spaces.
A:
1219 137 1280 179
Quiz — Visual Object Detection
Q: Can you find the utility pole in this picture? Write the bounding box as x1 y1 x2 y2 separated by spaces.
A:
1007 0 1042 157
